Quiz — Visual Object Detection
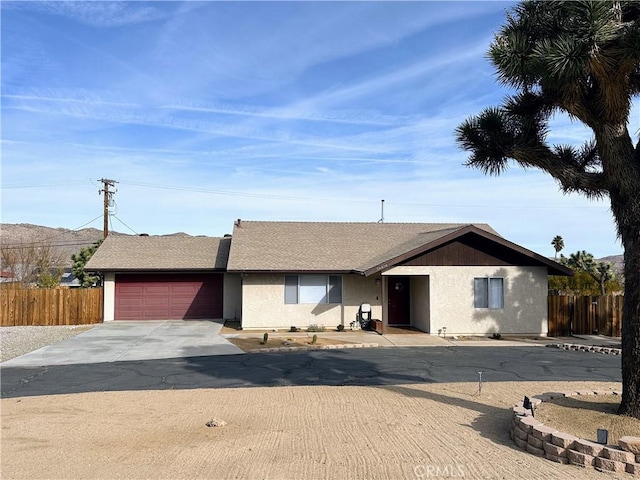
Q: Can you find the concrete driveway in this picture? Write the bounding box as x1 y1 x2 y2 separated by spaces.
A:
1 320 243 367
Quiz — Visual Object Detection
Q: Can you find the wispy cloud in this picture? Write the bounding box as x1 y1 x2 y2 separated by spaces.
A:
0 1 626 257
3 1 177 27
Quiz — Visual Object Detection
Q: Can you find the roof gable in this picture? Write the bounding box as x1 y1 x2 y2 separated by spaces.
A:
361 225 573 276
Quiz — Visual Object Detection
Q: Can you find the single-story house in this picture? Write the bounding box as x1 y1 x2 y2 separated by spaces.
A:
86 220 572 336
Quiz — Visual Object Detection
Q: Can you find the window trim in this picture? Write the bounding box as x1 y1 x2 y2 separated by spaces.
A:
284 274 343 305
474 277 504 309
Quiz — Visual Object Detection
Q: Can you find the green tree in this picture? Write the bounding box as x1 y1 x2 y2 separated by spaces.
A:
550 252 623 295
566 250 615 296
551 235 564 259
36 267 63 289
455 1 640 417
71 240 103 288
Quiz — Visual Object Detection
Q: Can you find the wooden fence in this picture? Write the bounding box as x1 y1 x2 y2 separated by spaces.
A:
0 288 103 326
548 295 623 337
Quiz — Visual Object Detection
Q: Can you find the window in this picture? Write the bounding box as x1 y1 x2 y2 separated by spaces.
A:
474 277 504 309
284 275 342 304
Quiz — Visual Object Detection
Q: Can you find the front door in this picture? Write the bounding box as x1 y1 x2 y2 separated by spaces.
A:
388 276 410 325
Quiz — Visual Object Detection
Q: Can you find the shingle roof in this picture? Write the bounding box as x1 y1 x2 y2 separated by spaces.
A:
227 221 499 273
85 236 230 271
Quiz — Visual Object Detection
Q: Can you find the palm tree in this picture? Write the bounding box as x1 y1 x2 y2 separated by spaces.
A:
456 1 640 418
551 235 564 259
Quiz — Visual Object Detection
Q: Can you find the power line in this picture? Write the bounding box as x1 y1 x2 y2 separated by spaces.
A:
0 215 104 248
0 241 103 251
112 215 138 235
1 179 90 189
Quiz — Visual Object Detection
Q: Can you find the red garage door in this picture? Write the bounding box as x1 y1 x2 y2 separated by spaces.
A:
115 274 223 320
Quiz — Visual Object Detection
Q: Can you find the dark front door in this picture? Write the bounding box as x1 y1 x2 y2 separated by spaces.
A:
388 276 410 326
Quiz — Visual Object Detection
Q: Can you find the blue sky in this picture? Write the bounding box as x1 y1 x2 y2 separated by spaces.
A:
1 1 633 258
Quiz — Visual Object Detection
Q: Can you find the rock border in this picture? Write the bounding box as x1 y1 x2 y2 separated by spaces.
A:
248 343 380 353
510 390 640 475
546 343 621 355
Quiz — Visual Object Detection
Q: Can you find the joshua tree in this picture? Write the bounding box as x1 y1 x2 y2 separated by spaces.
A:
566 250 615 296
456 1 640 417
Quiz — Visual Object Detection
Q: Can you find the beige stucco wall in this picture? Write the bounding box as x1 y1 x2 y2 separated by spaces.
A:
383 266 548 336
240 273 383 330
103 272 115 322
223 274 242 320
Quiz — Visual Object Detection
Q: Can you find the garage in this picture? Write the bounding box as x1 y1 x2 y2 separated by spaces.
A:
115 274 223 320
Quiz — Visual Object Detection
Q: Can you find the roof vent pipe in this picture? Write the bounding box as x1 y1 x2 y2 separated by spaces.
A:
378 200 384 223
235 219 241 227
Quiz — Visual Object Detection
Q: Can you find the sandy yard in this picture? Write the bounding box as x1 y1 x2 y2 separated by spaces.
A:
1 380 629 480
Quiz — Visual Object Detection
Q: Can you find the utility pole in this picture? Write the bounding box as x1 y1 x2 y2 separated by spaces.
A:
99 178 118 238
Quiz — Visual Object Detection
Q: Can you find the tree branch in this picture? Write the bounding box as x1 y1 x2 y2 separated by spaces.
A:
456 103 608 197
508 141 607 197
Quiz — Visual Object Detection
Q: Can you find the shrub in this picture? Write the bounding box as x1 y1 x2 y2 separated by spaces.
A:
307 324 326 332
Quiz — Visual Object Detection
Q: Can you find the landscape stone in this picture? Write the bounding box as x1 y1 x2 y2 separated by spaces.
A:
512 406 527 416
619 436 640 455
574 390 594 396
543 442 567 457
567 449 595 467
527 434 544 449
544 453 569 464
519 415 541 432
514 436 528 450
626 462 640 476
595 457 627 474
526 443 545 456
603 446 636 463
514 427 529 441
573 438 605 457
531 424 557 441
551 432 578 449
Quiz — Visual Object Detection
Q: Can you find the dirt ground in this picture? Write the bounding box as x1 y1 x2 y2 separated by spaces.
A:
228 335 354 352
1 380 631 480
536 394 640 444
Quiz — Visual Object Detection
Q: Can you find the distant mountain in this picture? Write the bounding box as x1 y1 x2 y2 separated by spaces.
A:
1 223 625 273
0 223 194 267
598 254 625 275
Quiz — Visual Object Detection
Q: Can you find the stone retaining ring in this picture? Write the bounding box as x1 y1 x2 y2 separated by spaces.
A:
546 343 621 355
510 391 640 475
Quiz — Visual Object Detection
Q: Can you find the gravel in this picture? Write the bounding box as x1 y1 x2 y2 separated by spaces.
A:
0 325 96 362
